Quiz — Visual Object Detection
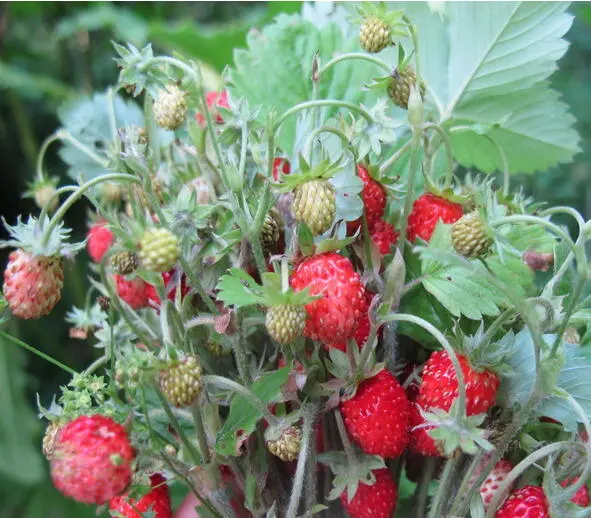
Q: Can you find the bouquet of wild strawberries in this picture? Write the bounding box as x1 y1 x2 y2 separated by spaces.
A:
2 3 591 517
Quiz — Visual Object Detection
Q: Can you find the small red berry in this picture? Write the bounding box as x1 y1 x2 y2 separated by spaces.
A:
115 275 149 309
109 473 172 518
145 270 190 308
407 193 463 243
272 157 291 181
290 252 366 346
495 485 549 518
478 459 514 511
50 415 134 505
408 399 442 457
195 90 229 127
347 165 387 234
560 477 590 507
340 468 397 518
371 219 399 255
87 220 114 263
341 370 410 458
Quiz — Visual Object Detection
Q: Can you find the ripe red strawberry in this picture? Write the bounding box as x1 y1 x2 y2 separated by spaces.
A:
50 414 134 505
407 193 463 242
109 473 172 518
87 220 114 263
420 350 500 416
560 477 590 507
4 250 63 319
145 270 190 308
408 400 442 457
115 275 149 309
290 252 366 346
478 459 513 511
340 468 397 518
272 157 291 181
495 485 549 518
195 90 229 127
331 291 375 352
340 369 410 458
347 165 387 234
371 219 399 255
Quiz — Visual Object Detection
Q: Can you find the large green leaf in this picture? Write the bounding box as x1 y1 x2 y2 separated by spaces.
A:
228 13 381 153
215 368 290 456
0 62 74 101
393 2 579 173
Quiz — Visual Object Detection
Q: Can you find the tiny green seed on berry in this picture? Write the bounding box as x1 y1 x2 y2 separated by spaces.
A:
388 67 425 110
265 304 306 344
266 425 302 462
153 85 187 130
451 211 492 258
360 17 392 53
293 179 336 236
159 355 203 407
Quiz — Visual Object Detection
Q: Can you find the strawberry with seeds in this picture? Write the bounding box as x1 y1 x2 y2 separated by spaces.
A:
87 219 114 263
109 473 172 518
407 193 464 243
340 468 397 518
495 485 549 518
347 165 387 235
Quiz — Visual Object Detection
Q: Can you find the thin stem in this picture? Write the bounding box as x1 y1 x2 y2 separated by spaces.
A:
303 126 352 161
318 52 391 77
479 309 515 351
178 256 218 314
485 442 568 518
83 354 109 376
397 137 422 256
286 406 315 518
335 408 356 467
59 130 109 168
448 450 486 517
43 173 140 247
191 399 211 464
380 313 466 416
273 100 373 134
0 331 78 375
379 139 414 176
402 15 421 79
39 186 77 225
36 132 61 182
550 277 585 357
422 123 453 189
203 375 279 425
428 456 460 518
541 206 586 233
153 385 202 465
413 458 436 518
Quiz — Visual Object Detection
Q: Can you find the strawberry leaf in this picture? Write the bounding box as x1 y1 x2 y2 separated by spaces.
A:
215 268 265 308
215 368 290 456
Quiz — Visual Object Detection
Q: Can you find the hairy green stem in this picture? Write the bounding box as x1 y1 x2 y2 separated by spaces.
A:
318 52 391 77
303 126 353 161
378 138 414 176
83 354 109 376
273 100 373 134
428 455 460 518
0 331 78 375
422 123 454 189
286 406 315 518
42 173 140 247
396 138 422 257
191 399 211 464
413 457 436 518
36 132 61 182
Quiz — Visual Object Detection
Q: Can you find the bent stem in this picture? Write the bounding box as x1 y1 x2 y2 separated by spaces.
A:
318 52 391 77
42 173 140 247
428 455 460 518
422 123 453 189
0 331 78 375
191 399 211 464
396 137 422 257
413 457 436 518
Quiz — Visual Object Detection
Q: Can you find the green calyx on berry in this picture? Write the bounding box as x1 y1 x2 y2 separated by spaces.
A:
153 84 188 130
319 449 386 502
138 227 180 272
273 155 342 236
158 354 203 407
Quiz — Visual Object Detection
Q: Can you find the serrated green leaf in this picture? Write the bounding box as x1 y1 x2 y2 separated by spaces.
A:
215 368 291 456
215 268 265 308
449 87 580 174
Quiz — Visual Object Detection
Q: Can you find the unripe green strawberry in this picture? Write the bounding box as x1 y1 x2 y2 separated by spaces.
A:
266 425 302 462
451 211 492 258
260 208 282 256
111 251 139 275
293 179 336 236
34 184 59 212
139 228 180 272
159 355 203 407
153 85 187 130
388 67 424 110
265 304 306 344
360 17 391 53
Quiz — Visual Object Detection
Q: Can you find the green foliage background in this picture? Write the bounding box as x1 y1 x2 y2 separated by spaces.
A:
0 2 589 516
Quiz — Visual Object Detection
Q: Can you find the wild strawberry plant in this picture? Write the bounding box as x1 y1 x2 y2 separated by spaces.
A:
1 3 591 517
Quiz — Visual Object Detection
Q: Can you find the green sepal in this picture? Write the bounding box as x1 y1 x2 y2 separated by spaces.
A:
272 155 343 193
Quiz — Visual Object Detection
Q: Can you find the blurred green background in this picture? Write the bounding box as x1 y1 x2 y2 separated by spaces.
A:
0 2 589 516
